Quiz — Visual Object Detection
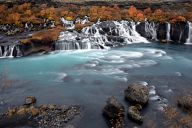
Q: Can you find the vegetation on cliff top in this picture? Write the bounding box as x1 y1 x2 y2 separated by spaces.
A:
0 2 191 27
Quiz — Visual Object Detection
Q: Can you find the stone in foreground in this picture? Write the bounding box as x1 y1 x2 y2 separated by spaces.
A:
25 96 37 105
103 96 125 128
124 83 149 105
127 105 143 124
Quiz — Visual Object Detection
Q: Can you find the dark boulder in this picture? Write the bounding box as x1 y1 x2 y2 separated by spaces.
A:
127 105 143 124
103 96 125 128
124 83 149 105
177 94 192 112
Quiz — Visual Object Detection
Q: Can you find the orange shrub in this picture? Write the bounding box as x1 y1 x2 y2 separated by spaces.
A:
24 10 32 16
128 5 138 18
0 5 6 13
6 13 21 25
136 12 145 21
18 3 31 12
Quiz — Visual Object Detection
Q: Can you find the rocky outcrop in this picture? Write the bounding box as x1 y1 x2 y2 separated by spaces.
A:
103 96 125 128
124 83 149 105
170 22 189 43
136 21 190 43
0 96 81 128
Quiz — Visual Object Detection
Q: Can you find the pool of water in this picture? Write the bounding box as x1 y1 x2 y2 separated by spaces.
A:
0 43 192 127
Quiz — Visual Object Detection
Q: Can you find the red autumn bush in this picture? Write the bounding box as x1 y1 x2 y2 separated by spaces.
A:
128 5 138 18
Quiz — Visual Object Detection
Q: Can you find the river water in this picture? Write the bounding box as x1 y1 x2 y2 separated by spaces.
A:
0 43 192 127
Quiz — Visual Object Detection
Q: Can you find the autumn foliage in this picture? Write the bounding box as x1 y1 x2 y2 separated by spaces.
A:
0 2 191 27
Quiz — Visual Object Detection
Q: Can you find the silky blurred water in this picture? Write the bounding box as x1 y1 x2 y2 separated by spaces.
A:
0 43 192 128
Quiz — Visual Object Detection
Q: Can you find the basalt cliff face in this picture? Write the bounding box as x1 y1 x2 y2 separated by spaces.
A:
0 1 192 58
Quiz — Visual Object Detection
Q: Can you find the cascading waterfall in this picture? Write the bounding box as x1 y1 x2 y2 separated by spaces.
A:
15 45 22 57
0 45 22 58
56 20 149 50
166 23 171 41
61 17 75 30
1 45 15 58
75 16 90 25
144 21 158 41
186 22 192 44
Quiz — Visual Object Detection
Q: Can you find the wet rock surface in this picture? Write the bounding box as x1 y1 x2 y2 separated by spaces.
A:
124 83 149 105
127 105 143 124
103 96 125 128
177 94 192 112
0 96 81 128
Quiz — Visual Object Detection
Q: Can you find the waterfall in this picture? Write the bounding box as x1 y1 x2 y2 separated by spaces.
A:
15 45 22 57
144 21 157 41
0 44 22 58
75 16 90 25
186 22 192 44
166 23 171 41
61 17 75 30
56 20 149 51
1 45 15 58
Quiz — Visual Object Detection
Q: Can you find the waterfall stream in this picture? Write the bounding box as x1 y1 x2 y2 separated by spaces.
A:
144 21 158 41
166 23 171 41
0 45 22 58
186 22 192 44
56 20 149 50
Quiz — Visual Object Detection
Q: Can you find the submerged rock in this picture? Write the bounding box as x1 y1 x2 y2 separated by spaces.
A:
127 105 143 124
25 96 37 106
177 94 192 112
103 96 125 128
124 83 149 105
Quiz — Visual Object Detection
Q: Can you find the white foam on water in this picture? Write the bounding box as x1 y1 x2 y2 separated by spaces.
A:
84 63 97 68
136 81 148 86
99 67 126 75
175 72 182 76
161 55 173 60
165 89 173 93
138 48 167 58
150 95 160 101
136 60 157 67
114 76 128 82
56 73 68 82
149 86 156 95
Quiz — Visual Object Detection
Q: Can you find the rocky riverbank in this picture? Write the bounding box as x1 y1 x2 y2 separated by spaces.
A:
0 96 81 128
103 82 192 128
